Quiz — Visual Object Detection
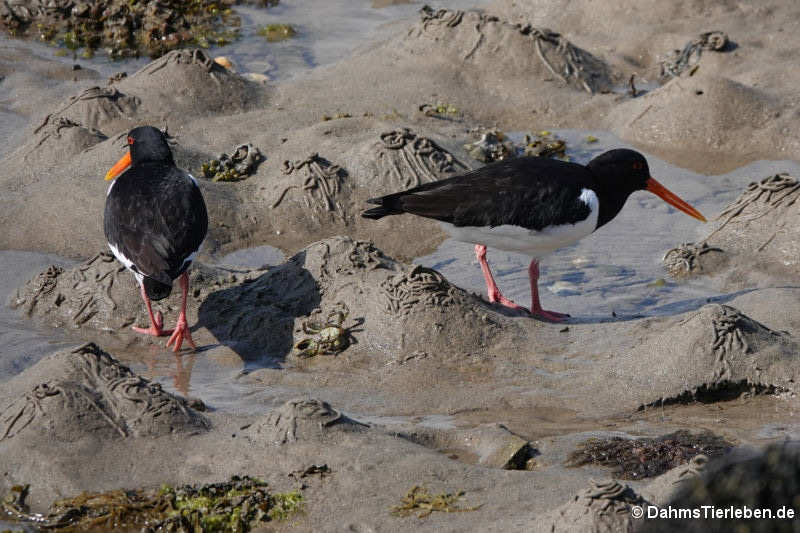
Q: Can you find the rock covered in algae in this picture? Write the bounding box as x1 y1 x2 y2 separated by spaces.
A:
0 342 209 442
609 304 798 411
0 0 241 59
532 478 649 533
245 397 368 445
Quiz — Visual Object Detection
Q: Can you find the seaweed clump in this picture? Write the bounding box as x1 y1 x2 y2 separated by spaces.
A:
566 430 733 480
464 129 567 163
391 486 482 519
257 23 296 42
0 0 242 59
201 144 263 182
1 476 303 531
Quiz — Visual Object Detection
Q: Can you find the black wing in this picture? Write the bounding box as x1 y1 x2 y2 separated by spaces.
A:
104 163 208 284
363 157 596 231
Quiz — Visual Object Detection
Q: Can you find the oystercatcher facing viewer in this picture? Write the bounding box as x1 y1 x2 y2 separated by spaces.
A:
104 126 208 351
362 149 706 321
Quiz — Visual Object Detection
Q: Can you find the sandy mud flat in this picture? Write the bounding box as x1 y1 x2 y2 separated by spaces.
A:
2 1 800 531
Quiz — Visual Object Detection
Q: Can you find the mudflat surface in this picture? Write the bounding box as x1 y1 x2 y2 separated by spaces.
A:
2 1 800 531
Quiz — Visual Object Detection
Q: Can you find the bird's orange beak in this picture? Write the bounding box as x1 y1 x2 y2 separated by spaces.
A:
105 151 131 181
645 177 707 222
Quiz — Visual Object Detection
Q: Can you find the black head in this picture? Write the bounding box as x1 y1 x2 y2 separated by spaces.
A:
586 148 651 193
127 126 174 165
587 148 706 228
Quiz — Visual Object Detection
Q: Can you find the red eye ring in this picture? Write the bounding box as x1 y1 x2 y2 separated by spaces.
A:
633 161 643 170
127 136 134 145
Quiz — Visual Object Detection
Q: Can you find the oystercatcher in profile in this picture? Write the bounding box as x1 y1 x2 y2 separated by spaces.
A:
362 149 706 321
104 126 208 351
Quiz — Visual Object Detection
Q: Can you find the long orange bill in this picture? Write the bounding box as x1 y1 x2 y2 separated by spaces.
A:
105 151 132 181
645 177 707 222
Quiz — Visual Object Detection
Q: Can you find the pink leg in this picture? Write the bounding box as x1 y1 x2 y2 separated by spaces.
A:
474 244 527 312
132 284 174 337
166 272 197 353
528 260 569 322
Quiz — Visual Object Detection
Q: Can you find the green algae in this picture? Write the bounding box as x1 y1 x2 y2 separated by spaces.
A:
257 23 296 42
419 101 458 117
1 475 303 532
391 486 482 519
200 144 263 182
1 0 244 59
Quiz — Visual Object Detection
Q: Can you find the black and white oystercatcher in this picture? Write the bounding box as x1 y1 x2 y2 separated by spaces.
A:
104 126 208 351
362 149 706 321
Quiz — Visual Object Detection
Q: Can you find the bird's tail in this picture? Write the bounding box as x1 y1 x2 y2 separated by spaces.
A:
143 276 172 301
361 197 403 220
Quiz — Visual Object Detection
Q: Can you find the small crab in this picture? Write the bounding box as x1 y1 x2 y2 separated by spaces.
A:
294 303 363 357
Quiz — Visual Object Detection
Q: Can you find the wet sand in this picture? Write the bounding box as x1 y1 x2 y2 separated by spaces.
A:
2 1 800 531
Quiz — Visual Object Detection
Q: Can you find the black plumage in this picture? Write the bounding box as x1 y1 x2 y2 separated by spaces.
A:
363 150 652 231
103 125 208 352
104 164 207 299
104 127 208 301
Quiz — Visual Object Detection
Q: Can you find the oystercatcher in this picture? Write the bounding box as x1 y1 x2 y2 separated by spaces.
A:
362 149 706 321
104 126 208 351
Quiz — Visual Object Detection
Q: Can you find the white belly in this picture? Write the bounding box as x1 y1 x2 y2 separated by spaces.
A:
440 189 599 258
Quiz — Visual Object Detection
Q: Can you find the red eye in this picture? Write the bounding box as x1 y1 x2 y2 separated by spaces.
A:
127 136 134 145
633 161 643 170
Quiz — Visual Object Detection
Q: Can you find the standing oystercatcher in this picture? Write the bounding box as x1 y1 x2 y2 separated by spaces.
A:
104 126 208 351
362 149 706 321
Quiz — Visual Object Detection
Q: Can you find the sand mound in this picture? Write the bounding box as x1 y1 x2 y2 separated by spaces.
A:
27 50 261 137
608 73 778 155
253 121 470 259
611 304 798 410
399 6 617 94
664 173 799 287
22 115 109 168
10 251 264 340
198 236 507 362
0 342 209 442
245 398 368 446
38 85 141 135
117 49 264 120
532 479 649 533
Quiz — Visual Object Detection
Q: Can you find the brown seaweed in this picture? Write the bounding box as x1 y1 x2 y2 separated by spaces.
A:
566 430 733 480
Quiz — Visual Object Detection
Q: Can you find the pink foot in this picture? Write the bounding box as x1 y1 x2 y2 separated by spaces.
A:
132 311 174 337
165 316 196 353
488 289 529 312
530 309 569 322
